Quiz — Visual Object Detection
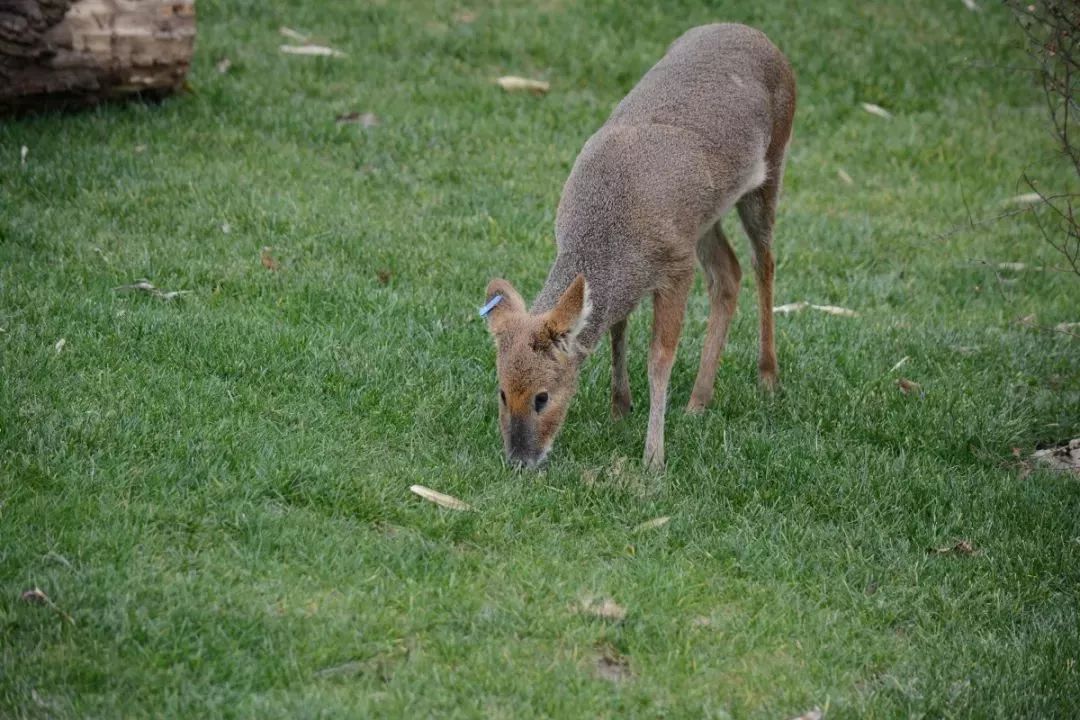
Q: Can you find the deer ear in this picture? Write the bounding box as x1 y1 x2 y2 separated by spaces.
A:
482 278 526 334
544 274 590 347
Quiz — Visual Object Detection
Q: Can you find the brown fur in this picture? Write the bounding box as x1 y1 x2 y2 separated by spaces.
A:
484 23 796 469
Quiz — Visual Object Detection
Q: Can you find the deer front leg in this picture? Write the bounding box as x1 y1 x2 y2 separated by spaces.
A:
644 275 692 471
611 318 632 419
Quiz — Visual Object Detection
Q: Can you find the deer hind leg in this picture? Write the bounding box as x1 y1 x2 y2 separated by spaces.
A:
736 176 782 390
644 271 693 471
688 222 742 413
610 318 632 419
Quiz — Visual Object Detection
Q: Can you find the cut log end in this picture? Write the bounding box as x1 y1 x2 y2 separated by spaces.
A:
0 0 196 116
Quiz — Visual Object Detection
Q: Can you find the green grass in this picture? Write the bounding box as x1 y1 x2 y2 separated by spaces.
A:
2 0 1079 717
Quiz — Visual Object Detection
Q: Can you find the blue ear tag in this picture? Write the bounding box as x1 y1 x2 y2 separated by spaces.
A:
479 294 503 317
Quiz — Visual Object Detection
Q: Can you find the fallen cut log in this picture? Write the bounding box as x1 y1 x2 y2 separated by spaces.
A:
0 0 195 115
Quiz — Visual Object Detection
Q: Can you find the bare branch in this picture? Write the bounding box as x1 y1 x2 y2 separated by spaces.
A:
1007 0 1080 278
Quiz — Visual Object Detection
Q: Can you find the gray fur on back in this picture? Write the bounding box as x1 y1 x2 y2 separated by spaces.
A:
533 23 796 350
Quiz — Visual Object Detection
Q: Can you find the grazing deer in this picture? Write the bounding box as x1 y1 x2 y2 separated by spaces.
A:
482 23 795 470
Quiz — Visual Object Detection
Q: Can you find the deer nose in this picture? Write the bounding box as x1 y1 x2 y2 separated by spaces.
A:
506 447 548 470
506 449 533 468
506 418 538 466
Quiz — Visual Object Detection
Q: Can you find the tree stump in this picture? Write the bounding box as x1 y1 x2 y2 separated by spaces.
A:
0 0 195 115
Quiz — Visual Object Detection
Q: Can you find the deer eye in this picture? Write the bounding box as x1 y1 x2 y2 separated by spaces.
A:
534 392 549 413
500 389 507 406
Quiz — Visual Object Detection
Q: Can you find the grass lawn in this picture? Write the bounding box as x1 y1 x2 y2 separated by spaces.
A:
3 0 1080 716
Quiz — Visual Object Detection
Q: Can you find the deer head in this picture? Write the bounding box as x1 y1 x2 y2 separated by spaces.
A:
483 274 591 467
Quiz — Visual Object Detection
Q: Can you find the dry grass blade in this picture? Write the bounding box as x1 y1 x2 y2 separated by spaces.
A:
861 102 892 118
774 301 858 317
890 356 910 372
495 76 550 94
579 595 627 621
215 57 231 74
113 280 191 301
1054 321 1080 333
280 45 346 58
1006 192 1043 206
279 26 310 42
21 588 48 605
931 540 977 555
335 111 379 127
20 145 28 166
961 0 979 10
789 709 823 720
997 262 1028 271
632 516 670 533
409 485 472 511
20 587 75 625
54 338 65 353
810 304 859 317
114 280 157 293
837 168 853 184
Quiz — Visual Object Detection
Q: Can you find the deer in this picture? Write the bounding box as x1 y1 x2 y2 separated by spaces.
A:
481 23 796 471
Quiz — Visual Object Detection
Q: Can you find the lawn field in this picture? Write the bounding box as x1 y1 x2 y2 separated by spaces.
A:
2 0 1080 717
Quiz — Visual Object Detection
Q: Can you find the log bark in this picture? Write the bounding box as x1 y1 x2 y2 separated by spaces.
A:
0 0 195 115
